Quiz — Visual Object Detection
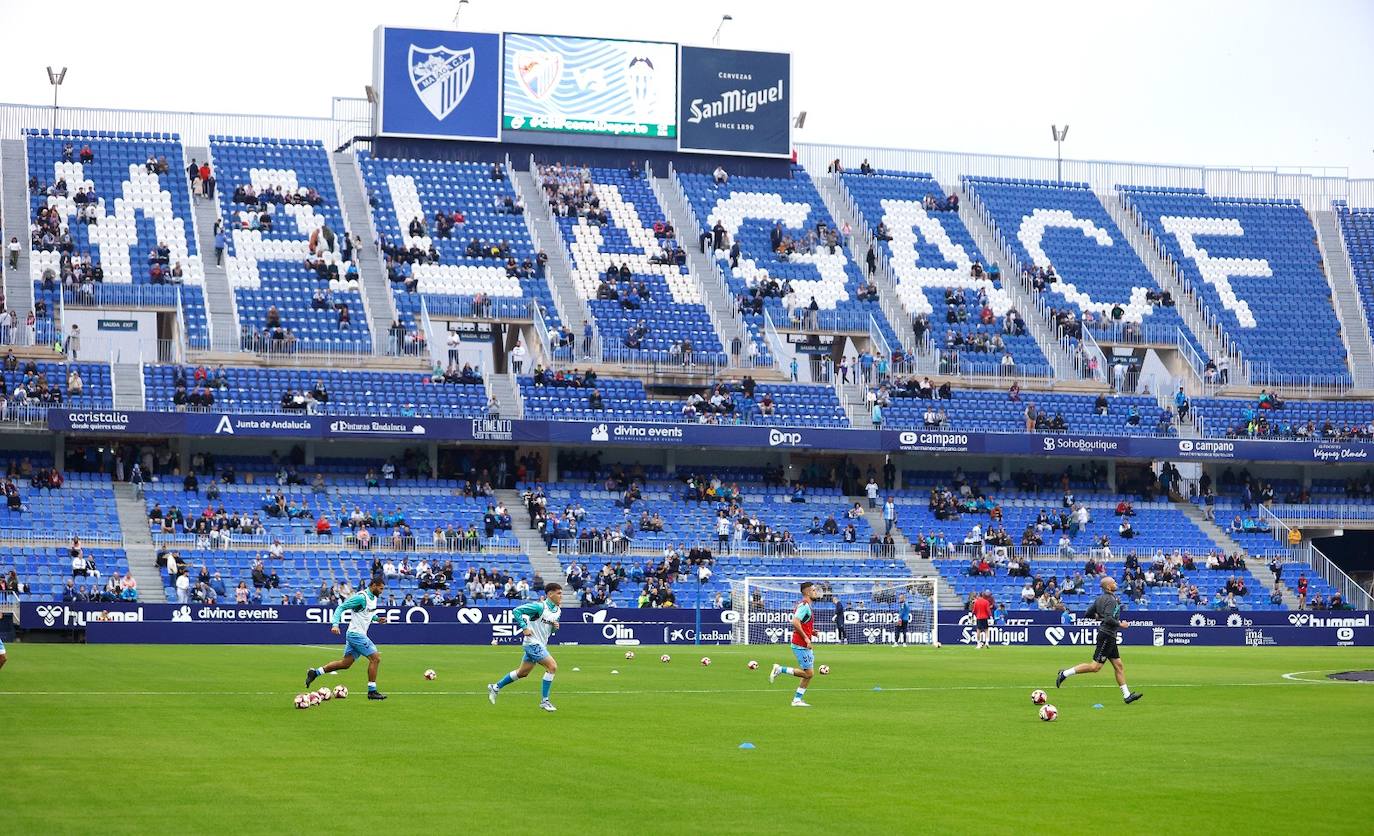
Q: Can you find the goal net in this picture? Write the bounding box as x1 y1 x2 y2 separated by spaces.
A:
729 576 938 645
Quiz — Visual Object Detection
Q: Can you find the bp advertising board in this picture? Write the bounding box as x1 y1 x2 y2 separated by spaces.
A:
374 27 502 140
502 33 678 139
679 46 790 156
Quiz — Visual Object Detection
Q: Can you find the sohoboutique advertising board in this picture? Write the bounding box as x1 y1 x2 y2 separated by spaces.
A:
373 27 502 140
502 32 678 140
679 46 791 157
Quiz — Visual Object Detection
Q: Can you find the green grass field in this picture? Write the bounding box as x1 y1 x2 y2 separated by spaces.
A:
2 643 1373 834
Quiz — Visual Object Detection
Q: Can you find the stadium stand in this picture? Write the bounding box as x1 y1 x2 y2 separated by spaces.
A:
5 546 131 601
25 129 210 345
2 360 113 409
143 364 487 416
210 136 370 352
1337 205 1374 342
543 164 723 361
518 375 849 427
357 151 558 330
842 170 1049 373
678 164 904 355
156 549 537 607
879 386 1172 436
1192 394 1374 439
1123 187 1349 384
965 177 1188 342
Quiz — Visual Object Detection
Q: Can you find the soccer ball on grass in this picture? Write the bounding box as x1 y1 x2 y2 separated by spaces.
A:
333 685 348 699
1030 689 1048 705
700 657 712 667
307 692 322 707
423 669 437 680
1039 704 1058 722
747 660 759 670
818 664 830 675
294 694 310 709
317 686 332 701
625 651 636 660
660 654 671 663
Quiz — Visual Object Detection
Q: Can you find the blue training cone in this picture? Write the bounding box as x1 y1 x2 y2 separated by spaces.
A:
738 742 756 750
1092 703 1104 709
873 686 883 691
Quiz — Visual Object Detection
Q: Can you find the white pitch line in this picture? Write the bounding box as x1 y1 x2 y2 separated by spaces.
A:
0 681 1304 698
1281 669 1374 684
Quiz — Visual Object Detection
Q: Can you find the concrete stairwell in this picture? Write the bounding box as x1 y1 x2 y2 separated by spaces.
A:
493 488 569 595
186 146 240 351
331 151 398 351
1313 209 1374 389
1 138 35 317
835 377 873 428
510 168 599 355
650 174 745 356
857 499 961 610
955 185 1077 378
113 482 167 602
1176 500 1299 608
112 361 145 410
488 371 524 419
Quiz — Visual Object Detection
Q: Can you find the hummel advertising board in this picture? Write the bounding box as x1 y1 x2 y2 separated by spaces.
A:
374 27 502 141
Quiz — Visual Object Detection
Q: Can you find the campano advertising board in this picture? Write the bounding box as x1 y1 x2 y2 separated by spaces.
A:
679 46 791 157
373 27 502 140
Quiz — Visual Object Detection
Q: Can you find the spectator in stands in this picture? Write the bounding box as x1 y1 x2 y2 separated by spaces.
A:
713 165 728 185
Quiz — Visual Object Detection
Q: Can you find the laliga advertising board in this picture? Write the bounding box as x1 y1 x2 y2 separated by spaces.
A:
502 33 678 139
373 27 502 140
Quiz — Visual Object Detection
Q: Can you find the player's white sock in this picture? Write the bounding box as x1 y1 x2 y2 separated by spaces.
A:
794 687 806 700
780 666 793 675
1120 683 1131 698
314 667 325 676
368 681 377 692
1060 668 1077 678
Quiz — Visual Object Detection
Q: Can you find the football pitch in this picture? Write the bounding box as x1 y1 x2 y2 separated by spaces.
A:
3 643 1372 835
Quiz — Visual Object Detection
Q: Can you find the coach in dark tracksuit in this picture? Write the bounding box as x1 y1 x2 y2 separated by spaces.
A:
833 598 847 644
1054 576 1142 704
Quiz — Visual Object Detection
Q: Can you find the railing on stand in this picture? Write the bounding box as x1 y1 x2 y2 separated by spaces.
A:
1260 504 1374 609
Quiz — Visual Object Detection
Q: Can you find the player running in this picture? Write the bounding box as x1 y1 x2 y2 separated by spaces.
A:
0 631 7 673
1055 577 1142 704
971 591 993 649
769 581 817 707
488 583 563 712
306 576 389 700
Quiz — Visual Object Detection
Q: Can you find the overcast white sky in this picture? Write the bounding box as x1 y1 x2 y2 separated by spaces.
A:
1 0 1370 176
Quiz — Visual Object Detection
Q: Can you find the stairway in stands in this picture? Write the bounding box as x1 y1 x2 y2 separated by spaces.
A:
113 482 166 602
510 166 599 354
494 488 569 599
1312 209 1374 389
858 498 961 609
1175 500 1298 608
331 150 399 352
0 138 35 317
186 145 241 351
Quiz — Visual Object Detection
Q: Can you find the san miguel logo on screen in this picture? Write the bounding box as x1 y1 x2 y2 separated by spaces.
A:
515 50 562 101
409 44 476 120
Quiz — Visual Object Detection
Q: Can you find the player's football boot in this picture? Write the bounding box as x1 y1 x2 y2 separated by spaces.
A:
769 664 781 684
367 690 388 700
540 700 557 712
1123 691 1142 704
487 683 499 704
305 668 320 688
1055 670 1066 688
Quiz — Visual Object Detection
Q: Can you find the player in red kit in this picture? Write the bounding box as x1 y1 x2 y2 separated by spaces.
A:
970 591 994 649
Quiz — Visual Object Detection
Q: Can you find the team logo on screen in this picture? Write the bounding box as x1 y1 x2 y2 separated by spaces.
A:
409 45 476 121
626 56 657 115
514 50 563 101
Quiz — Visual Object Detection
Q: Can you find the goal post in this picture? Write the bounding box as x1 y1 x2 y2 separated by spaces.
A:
729 576 939 645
